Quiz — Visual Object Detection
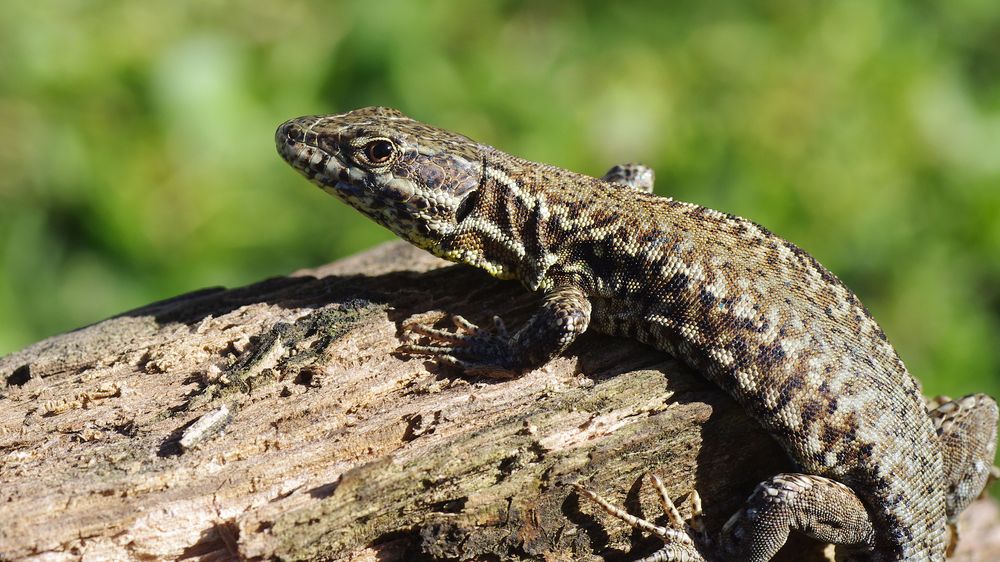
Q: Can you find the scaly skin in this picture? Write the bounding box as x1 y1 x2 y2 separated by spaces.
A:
276 107 997 561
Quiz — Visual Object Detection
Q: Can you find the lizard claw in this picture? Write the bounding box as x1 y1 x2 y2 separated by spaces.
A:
399 314 519 377
575 474 709 562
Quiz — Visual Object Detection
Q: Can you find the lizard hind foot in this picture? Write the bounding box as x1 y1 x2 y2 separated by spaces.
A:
574 474 710 562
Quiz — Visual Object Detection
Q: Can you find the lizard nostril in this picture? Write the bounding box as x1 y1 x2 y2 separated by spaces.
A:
277 120 306 144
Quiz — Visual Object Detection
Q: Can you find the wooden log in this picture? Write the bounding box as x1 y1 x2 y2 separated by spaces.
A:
1 241 996 561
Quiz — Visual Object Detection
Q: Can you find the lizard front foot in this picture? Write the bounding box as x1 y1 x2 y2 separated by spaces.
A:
575 474 710 562
399 314 520 377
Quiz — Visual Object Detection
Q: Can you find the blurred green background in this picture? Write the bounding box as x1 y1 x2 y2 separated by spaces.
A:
1 0 998 400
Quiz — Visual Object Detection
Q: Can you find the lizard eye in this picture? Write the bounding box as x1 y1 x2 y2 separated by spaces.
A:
363 139 396 165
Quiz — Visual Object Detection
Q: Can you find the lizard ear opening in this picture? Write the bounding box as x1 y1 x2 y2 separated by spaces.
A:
454 190 479 222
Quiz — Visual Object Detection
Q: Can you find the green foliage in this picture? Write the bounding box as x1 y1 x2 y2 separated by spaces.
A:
1 1 998 399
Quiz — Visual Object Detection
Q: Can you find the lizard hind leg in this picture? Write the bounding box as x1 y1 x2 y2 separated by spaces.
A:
601 163 656 194
715 473 875 561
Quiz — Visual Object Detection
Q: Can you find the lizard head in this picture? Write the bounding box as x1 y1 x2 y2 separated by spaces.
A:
276 107 484 256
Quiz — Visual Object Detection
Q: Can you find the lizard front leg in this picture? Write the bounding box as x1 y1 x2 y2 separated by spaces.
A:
400 278 591 377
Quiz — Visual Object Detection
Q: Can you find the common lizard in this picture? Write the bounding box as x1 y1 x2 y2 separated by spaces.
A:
275 106 997 561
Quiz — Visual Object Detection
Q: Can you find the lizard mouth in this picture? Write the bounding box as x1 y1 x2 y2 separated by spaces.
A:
275 117 362 197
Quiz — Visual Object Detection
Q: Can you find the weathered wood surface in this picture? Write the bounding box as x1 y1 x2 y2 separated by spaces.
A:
1 241 997 561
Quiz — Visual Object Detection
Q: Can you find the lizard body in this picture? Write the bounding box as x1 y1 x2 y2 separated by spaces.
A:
276 107 996 561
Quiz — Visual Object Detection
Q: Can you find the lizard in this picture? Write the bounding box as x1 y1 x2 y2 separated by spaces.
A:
274 106 998 561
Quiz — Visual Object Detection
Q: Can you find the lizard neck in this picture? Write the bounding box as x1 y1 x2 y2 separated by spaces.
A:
442 147 675 294
443 148 584 291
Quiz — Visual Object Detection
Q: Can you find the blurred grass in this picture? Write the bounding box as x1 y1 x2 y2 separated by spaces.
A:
1 0 998 400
